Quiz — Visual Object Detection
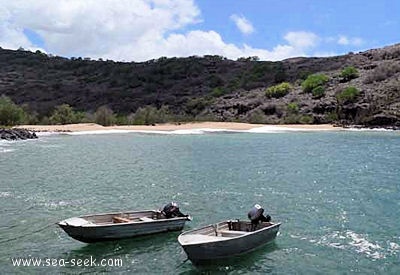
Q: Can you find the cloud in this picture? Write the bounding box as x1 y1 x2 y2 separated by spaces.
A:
0 1 322 61
337 35 363 46
142 30 319 61
230 14 255 35
0 0 201 58
284 31 319 48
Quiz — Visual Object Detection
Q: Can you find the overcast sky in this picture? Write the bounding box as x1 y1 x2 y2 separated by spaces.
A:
0 0 398 61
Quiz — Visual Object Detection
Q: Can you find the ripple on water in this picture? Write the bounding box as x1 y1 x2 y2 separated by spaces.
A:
0 191 86 210
297 229 396 260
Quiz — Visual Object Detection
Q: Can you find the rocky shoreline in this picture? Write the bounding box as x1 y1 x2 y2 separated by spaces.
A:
0 128 38 141
337 124 400 131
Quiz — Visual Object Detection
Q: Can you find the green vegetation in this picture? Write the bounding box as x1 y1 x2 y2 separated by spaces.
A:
340 66 359 82
265 82 293 98
131 105 171 125
301 74 329 95
0 95 26 126
297 71 312 80
287 102 299 114
94 106 116 126
301 73 329 98
326 111 338 122
283 113 314 124
336 86 360 103
185 98 211 116
311 86 325 98
248 109 267 124
49 104 80 125
211 87 226 97
298 115 314 124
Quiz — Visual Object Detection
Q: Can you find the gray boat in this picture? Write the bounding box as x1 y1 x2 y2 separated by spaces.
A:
178 219 280 264
58 209 191 243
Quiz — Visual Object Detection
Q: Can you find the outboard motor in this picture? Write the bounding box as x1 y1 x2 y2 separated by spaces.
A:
162 202 186 218
248 204 271 230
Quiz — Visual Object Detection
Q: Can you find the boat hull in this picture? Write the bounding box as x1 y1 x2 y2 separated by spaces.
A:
58 210 190 243
178 221 280 264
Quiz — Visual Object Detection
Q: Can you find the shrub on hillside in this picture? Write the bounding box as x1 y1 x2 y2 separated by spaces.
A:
311 86 325 98
340 66 359 82
301 74 329 93
265 82 292 98
211 87 226 97
336 86 360 103
247 109 267 124
0 95 26 126
299 115 314 124
287 102 299 114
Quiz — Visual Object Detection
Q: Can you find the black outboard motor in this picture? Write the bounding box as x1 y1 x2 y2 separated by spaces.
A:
161 202 187 218
248 204 271 230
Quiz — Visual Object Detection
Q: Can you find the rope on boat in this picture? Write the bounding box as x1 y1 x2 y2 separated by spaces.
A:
0 222 55 244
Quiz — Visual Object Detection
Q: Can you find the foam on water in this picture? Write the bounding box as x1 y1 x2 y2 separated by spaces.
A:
35 131 62 137
57 126 338 136
388 242 400 255
291 228 398 260
309 230 388 259
0 148 14 153
66 129 139 135
247 125 333 133
0 192 12 198
22 125 399 137
346 127 395 132
65 128 239 135
345 231 384 259
0 140 13 153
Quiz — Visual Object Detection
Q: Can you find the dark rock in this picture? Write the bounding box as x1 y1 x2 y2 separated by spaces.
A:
364 113 400 126
0 128 38 141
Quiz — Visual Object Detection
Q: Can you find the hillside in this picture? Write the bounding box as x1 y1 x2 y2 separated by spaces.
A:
0 44 399 127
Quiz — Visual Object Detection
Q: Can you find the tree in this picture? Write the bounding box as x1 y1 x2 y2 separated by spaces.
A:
132 106 159 125
50 104 77 124
0 95 26 126
94 105 115 126
131 105 172 125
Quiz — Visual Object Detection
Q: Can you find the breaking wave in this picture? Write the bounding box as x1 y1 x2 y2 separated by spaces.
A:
60 126 341 136
66 128 240 135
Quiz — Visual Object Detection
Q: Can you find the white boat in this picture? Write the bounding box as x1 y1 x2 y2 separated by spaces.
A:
58 209 191 243
178 219 280 264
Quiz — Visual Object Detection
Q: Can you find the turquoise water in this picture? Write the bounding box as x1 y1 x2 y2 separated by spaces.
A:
0 131 399 274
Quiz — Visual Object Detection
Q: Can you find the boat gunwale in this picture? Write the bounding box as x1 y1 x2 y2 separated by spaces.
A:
58 209 190 228
80 209 158 217
178 221 281 246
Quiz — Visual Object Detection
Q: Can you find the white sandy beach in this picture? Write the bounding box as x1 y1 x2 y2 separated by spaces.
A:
15 122 341 133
